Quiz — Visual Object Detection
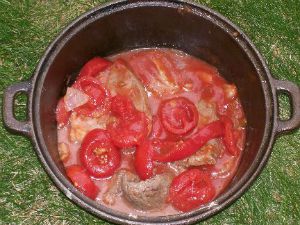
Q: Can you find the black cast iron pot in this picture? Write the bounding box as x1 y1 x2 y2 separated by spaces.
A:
3 1 300 224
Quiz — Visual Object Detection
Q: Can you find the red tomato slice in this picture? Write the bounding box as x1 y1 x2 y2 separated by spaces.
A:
153 120 225 162
80 129 121 178
56 98 71 128
168 169 216 212
74 77 107 105
65 165 99 200
78 57 112 79
135 140 156 180
159 97 198 135
110 94 136 119
73 77 110 117
220 115 239 156
109 111 148 148
108 95 149 148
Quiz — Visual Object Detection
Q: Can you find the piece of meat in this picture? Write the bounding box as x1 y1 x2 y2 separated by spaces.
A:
121 172 172 210
102 170 138 205
103 169 172 210
58 142 70 162
69 112 111 143
96 67 110 86
211 156 235 179
196 100 218 126
223 84 237 101
168 162 186 176
125 50 180 97
175 139 224 168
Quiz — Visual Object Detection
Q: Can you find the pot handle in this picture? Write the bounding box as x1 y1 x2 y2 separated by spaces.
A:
273 79 300 134
3 80 32 136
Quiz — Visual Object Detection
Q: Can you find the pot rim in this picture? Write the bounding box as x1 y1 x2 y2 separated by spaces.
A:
29 0 277 224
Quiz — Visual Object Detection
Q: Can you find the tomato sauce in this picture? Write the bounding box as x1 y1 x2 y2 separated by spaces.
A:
56 48 246 215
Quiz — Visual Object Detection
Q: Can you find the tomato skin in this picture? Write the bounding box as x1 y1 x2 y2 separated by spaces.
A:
65 165 99 200
80 129 121 178
73 77 110 117
78 57 112 79
220 116 239 156
135 140 155 180
159 97 198 135
56 98 71 128
168 169 215 212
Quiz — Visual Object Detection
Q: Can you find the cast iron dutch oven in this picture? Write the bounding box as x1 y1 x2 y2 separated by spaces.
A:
3 0 300 224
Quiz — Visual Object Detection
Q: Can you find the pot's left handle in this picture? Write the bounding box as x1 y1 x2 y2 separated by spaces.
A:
3 81 32 137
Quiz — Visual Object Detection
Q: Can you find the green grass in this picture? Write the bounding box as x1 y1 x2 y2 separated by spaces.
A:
0 0 299 224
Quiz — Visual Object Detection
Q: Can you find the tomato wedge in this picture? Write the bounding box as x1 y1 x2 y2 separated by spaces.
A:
78 57 112 79
56 98 71 128
135 140 156 180
80 129 121 178
73 77 110 117
65 165 99 200
159 97 198 135
168 169 215 212
220 115 239 156
109 95 149 148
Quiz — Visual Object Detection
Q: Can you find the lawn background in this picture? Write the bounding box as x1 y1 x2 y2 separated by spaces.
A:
0 0 299 224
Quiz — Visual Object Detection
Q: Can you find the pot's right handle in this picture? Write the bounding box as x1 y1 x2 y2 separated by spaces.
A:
3 80 32 137
273 79 300 134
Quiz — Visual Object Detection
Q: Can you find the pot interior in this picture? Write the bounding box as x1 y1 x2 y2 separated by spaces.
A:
36 1 267 220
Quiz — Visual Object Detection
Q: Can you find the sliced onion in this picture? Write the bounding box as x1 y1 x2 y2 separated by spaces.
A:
64 87 89 111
